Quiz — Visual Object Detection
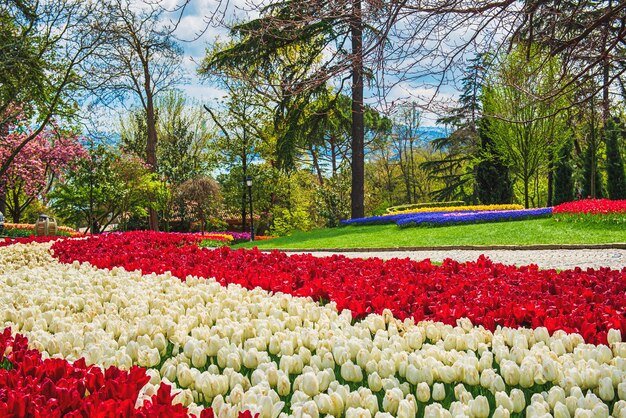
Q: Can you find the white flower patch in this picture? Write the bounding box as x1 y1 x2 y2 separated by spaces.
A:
1 243 626 418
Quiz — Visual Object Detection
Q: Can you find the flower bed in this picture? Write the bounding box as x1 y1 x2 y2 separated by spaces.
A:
0 235 68 248
51 231 624 345
397 207 553 228
554 199 626 215
554 199 626 223
342 206 547 226
3 222 83 237
2 240 626 417
0 328 197 417
386 204 523 216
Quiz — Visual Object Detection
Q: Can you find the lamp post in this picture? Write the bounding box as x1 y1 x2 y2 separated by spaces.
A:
245 176 254 242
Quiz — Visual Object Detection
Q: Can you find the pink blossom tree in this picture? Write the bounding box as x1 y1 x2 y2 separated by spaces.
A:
0 120 88 223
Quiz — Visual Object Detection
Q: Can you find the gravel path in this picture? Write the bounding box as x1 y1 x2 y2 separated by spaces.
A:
282 248 626 270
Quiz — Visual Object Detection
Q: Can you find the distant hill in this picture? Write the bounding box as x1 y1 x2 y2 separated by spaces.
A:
417 126 449 141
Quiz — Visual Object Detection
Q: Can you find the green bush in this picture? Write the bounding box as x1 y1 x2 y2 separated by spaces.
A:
270 207 313 236
386 201 465 213
198 239 229 248
3 228 34 238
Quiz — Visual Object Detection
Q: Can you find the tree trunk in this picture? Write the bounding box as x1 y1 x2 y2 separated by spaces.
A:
590 106 597 198
524 178 529 209
602 0 612 124
12 190 20 223
547 151 554 207
0 183 6 217
350 0 365 219
241 139 247 233
330 136 338 175
309 144 324 186
144 66 159 231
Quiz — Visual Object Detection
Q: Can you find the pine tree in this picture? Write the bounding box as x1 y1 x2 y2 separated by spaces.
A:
605 117 626 199
475 119 513 204
553 138 574 205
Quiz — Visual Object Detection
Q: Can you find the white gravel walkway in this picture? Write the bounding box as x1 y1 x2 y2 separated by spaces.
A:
283 248 626 270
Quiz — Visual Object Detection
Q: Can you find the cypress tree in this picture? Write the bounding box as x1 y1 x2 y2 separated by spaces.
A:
605 117 626 199
582 141 604 199
553 138 575 205
475 119 514 204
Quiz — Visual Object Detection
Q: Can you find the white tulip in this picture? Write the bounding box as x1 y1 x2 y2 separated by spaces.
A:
177 365 195 388
432 383 445 401
416 382 430 403
382 388 402 415
362 393 379 416
608 329 622 345
593 378 613 403
302 372 320 397
573 408 593 418
397 399 416 418
491 406 509 418
495 391 513 412
553 402 571 418
300 400 319 418
192 347 207 369
346 407 372 418
277 374 291 397
368 372 383 393
328 392 345 417
509 389 525 413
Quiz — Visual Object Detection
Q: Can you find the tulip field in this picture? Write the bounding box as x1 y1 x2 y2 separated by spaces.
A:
1 227 626 417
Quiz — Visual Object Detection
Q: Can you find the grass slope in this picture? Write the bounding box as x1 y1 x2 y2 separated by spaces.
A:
235 219 626 249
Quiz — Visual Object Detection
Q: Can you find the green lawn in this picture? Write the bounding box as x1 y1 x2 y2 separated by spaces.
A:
235 218 626 249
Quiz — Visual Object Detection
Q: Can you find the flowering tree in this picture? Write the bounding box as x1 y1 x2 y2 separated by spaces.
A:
0 123 87 222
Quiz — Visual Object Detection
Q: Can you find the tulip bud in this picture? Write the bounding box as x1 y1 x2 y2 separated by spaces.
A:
406 364 419 385
267 368 278 387
258 395 274 418
564 396 578 416
368 372 383 393
397 399 416 418
183 339 196 359
341 361 363 383
406 331 423 350
599 376 615 401
553 402 570 418
547 386 566 410
573 408 593 418
277 373 291 397
424 403 445 418
382 388 403 415
613 400 626 418
618 382 626 401
192 347 207 369
609 329 622 345
329 392 345 417
362 393 379 416
494 391 513 412
302 372 320 397
301 400 319 418
346 407 372 418
137 347 160 368
432 383 445 401
469 396 489 418
491 406 509 418
510 389 525 413
416 382 430 403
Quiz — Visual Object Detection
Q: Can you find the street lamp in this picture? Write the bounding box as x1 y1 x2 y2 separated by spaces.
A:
245 175 254 242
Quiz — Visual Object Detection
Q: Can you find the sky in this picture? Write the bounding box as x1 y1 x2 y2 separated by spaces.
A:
156 0 469 128
96 0 478 134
